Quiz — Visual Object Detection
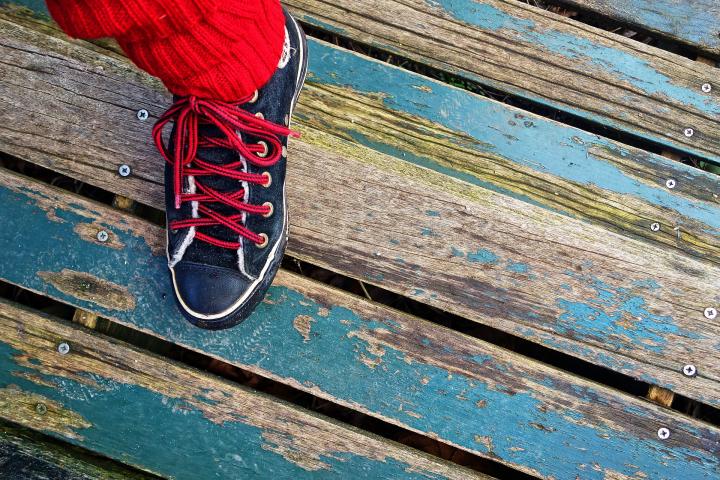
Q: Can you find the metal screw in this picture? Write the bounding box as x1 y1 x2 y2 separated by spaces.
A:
657 427 670 440
682 364 697 377
665 179 676 189
704 307 717 320
702 83 712 93
684 128 694 138
57 342 70 355
35 403 47 415
136 109 149 121
118 164 131 177
96 230 109 242
650 222 661 232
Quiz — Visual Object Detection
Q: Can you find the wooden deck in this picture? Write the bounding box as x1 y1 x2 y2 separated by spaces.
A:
1 1 719 479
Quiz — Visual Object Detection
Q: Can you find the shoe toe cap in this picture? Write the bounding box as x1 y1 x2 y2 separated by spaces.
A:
171 261 252 319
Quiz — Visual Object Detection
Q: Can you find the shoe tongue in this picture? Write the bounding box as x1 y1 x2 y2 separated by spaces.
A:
181 122 251 268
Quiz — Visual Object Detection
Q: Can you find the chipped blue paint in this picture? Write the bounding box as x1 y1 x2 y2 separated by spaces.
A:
557 275 703 353
505 261 530 274
563 0 720 53
2 186 719 478
389 239 400 245
420 227 438 237
632 279 661 290
0 344 454 480
430 0 720 116
450 246 499 264
425 210 440 217
466 249 499 264
307 41 720 233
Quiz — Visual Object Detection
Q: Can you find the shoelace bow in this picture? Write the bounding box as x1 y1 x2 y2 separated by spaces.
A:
152 94 299 249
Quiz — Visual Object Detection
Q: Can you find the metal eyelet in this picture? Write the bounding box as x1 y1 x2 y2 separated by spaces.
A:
256 233 269 248
249 90 259 103
262 201 274 218
261 172 272 187
255 111 264 120
281 145 287 158
257 141 269 158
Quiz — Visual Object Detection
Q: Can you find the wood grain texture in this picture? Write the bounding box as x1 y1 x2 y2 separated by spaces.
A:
284 0 720 162
3 13 720 267
0 170 718 479
0 424 156 480
1 18 720 406
563 0 720 54
0 300 485 480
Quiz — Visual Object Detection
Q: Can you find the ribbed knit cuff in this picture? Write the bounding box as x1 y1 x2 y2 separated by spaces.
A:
47 0 286 101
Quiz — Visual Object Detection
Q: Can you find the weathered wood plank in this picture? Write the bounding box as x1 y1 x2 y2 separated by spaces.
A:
2 13 720 267
1 170 718 479
0 300 485 480
562 0 720 54
284 0 720 162
1 18 720 406
0 423 157 480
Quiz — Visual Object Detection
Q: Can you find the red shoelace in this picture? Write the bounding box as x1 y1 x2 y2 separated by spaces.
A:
152 94 299 249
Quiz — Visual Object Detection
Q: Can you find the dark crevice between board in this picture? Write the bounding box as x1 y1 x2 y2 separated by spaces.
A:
0 279 537 480
2 152 720 429
526 0 720 65
0 418 163 479
298 22 720 174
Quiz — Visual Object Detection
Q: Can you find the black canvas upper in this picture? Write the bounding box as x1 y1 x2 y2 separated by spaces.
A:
163 10 307 329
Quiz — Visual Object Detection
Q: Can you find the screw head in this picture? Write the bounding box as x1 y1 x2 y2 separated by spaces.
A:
650 222 661 232
684 128 694 137
96 230 109 242
682 364 697 377
118 165 131 177
57 342 70 355
136 109 149 121
35 403 47 415
657 427 670 440
665 178 676 189
702 83 712 93
704 307 717 320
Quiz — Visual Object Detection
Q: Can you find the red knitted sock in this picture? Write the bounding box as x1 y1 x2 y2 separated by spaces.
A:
46 0 286 101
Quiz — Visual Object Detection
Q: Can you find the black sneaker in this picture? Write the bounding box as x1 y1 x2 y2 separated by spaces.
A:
152 10 307 330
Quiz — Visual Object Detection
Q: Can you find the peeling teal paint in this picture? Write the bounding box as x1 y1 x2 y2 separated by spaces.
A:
556 275 703 353
505 261 530 274
307 41 720 231
0 344 455 479
425 210 441 217
450 246 499 264
432 0 720 115
2 185 719 477
466 249 499 264
562 0 720 53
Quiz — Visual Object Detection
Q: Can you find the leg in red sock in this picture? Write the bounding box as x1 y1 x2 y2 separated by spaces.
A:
47 0 308 329
46 0 286 100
